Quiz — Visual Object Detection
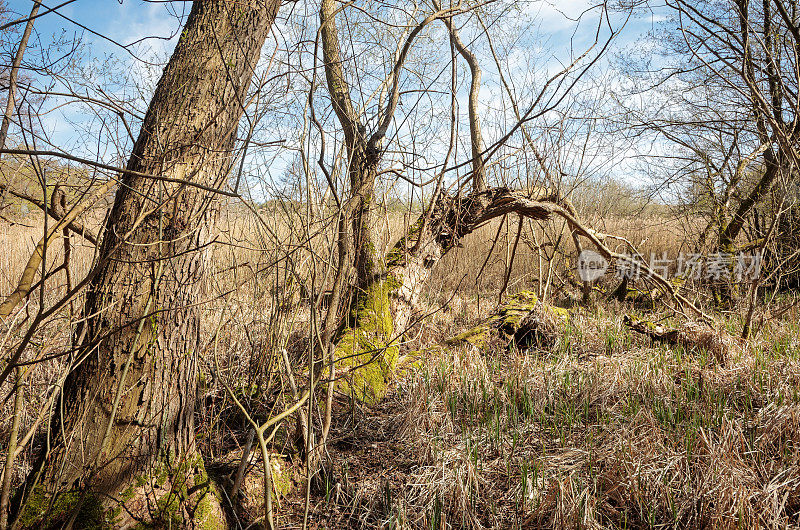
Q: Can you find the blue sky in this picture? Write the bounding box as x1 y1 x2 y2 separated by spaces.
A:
12 0 666 53
9 0 186 59
4 0 672 194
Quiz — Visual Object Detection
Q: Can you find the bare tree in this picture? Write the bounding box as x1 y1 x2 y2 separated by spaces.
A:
313 0 639 406
9 0 281 526
618 0 800 302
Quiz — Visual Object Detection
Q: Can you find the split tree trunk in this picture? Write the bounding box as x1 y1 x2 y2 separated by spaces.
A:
387 188 556 334
334 186 560 403
16 0 279 524
319 0 398 402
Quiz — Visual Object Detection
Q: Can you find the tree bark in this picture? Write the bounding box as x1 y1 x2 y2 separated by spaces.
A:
319 0 392 403
15 0 280 525
320 0 384 296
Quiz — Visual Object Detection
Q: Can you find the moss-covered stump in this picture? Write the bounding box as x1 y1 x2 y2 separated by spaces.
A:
445 291 570 350
17 453 226 529
512 302 567 351
335 279 400 405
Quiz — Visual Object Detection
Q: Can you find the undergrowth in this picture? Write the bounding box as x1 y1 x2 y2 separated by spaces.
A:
308 301 800 529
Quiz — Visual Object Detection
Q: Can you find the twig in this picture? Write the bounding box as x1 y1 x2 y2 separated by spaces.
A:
230 429 255 501
0 366 25 528
0 183 98 244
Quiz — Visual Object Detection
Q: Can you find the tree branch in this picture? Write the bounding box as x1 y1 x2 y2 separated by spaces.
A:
0 183 98 244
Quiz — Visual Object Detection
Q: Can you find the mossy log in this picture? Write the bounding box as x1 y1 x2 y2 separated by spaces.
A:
513 302 568 351
445 291 569 350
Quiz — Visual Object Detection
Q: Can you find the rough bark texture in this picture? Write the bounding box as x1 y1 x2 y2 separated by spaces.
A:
17 0 280 525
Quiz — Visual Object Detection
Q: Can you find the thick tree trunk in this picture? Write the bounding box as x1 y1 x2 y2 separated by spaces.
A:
15 0 279 526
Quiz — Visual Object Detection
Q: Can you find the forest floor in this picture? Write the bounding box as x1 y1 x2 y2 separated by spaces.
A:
227 292 800 529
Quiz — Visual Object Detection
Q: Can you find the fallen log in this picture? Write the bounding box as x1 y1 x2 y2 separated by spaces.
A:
446 291 569 351
622 314 732 364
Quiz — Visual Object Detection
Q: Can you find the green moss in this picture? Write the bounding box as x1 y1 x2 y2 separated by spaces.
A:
397 349 427 371
270 456 293 499
349 276 396 334
548 305 570 320
446 291 540 346
386 217 425 268
360 240 379 276
154 493 183 527
445 326 491 347
336 278 401 404
194 483 225 530
18 485 107 530
385 244 406 268
19 453 224 529
624 314 662 334
107 479 143 525
118 453 223 529
155 454 223 528
159 454 224 530
497 291 540 330
446 291 570 347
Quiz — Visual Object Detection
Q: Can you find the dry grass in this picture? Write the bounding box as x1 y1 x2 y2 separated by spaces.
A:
309 304 800 529
1 200 799 529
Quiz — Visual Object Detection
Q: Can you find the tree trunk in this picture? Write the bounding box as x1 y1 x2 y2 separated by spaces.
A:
388 188 556 333
715 148 782 305
330 186 561 403
319 0 395 402
318 1 570 403
15 0 279 526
